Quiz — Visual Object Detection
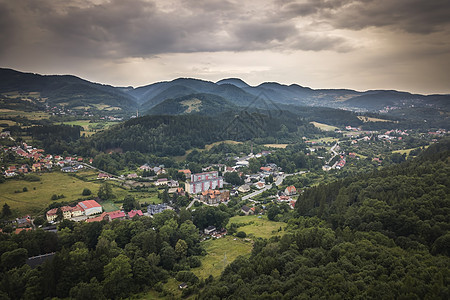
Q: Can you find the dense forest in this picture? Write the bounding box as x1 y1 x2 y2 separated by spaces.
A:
199 141 450 299
86 112 320 156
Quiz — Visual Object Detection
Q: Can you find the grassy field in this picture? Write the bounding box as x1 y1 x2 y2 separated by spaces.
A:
264 144 289 149
0 171 102 216
61 120 116 136
100 200 120 212
228 215 286 239
393 145 429 155
310 121 339 131
307 137 339 144
192 236 253 279
0 109 50 121
0 170 132 216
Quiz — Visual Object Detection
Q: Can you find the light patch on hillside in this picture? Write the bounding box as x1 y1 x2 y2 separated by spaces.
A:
310 121 339 131
181 98 202 113
357 116 394 123
264 144 289 149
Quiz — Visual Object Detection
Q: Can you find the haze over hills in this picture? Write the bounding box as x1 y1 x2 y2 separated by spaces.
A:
1 68 449 115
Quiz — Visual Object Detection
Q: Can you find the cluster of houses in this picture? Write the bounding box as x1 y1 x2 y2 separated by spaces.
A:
2 141 91 177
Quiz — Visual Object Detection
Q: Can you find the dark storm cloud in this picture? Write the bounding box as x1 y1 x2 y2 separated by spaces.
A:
280 0 450 34
0 0 353 59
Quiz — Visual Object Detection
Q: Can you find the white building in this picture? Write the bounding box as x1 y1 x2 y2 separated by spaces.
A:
78 200 102 216
185 171 223 194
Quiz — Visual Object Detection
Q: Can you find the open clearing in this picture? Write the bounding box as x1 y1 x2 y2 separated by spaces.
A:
228 215 286 239
307 137 339 144
0 109 50 120
264 144 289 149
62 120 116 136
0 170 129 216
181 98 202 113
393 145 429 156
0 171 102 216
310 121 339 131
192 236 253 279
357 116 394 123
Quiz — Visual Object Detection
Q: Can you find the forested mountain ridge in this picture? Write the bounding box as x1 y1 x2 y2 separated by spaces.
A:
199 141 450 299
0 68 138 111
2 68 449 114
86 112 321 156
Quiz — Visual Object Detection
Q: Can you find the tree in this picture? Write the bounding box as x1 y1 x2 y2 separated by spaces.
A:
2 203 12 218
122 195 139 212
175 239 188 258
82 188 92 196
103 254 133 299
98 182 115 200
56 208 64 222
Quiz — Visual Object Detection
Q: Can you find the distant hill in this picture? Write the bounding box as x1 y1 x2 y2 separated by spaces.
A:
0 68 137 111
216 78 250 88
1 68 449 115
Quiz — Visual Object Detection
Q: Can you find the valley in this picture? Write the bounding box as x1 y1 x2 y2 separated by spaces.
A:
0 68 449 299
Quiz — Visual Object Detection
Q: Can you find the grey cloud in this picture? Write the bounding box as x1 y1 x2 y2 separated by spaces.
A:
0 0 353 60
280 0 450 34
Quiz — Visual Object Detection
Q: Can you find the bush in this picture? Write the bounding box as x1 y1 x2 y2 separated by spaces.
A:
236 231 247 238
82 188 92 196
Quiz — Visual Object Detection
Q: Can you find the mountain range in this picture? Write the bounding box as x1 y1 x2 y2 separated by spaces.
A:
1 68 449 115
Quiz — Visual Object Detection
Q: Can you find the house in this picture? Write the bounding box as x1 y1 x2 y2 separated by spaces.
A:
178 283 188 289
255 182 265 189
238 184 251 193
204 226 216 235
106 210 126 221
155 178 168 186
71 205 84 217
78 200 103 216
285 185 297 196
128 210 143 218
98 173 111 179
152 167 166 175
139 164 151 171
260 166 271 173
61 167 76 172
61 206 73 219
236 160 249 168
127 173 138 179
178 169 192 177
16 215 32 227
185 171 223 194
148 203 171 215
86 212 109 223
241 205 253 216
46 208 59 222
18 165 29 173
200 189 230 204
167 179 179 187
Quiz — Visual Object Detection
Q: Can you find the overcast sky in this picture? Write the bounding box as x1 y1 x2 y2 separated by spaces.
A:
1 0 449 94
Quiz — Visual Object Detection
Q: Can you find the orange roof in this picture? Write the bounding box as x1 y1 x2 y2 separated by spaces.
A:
79 200 101 210
179 169 191 174
14 228 32 234
286 185 296 192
